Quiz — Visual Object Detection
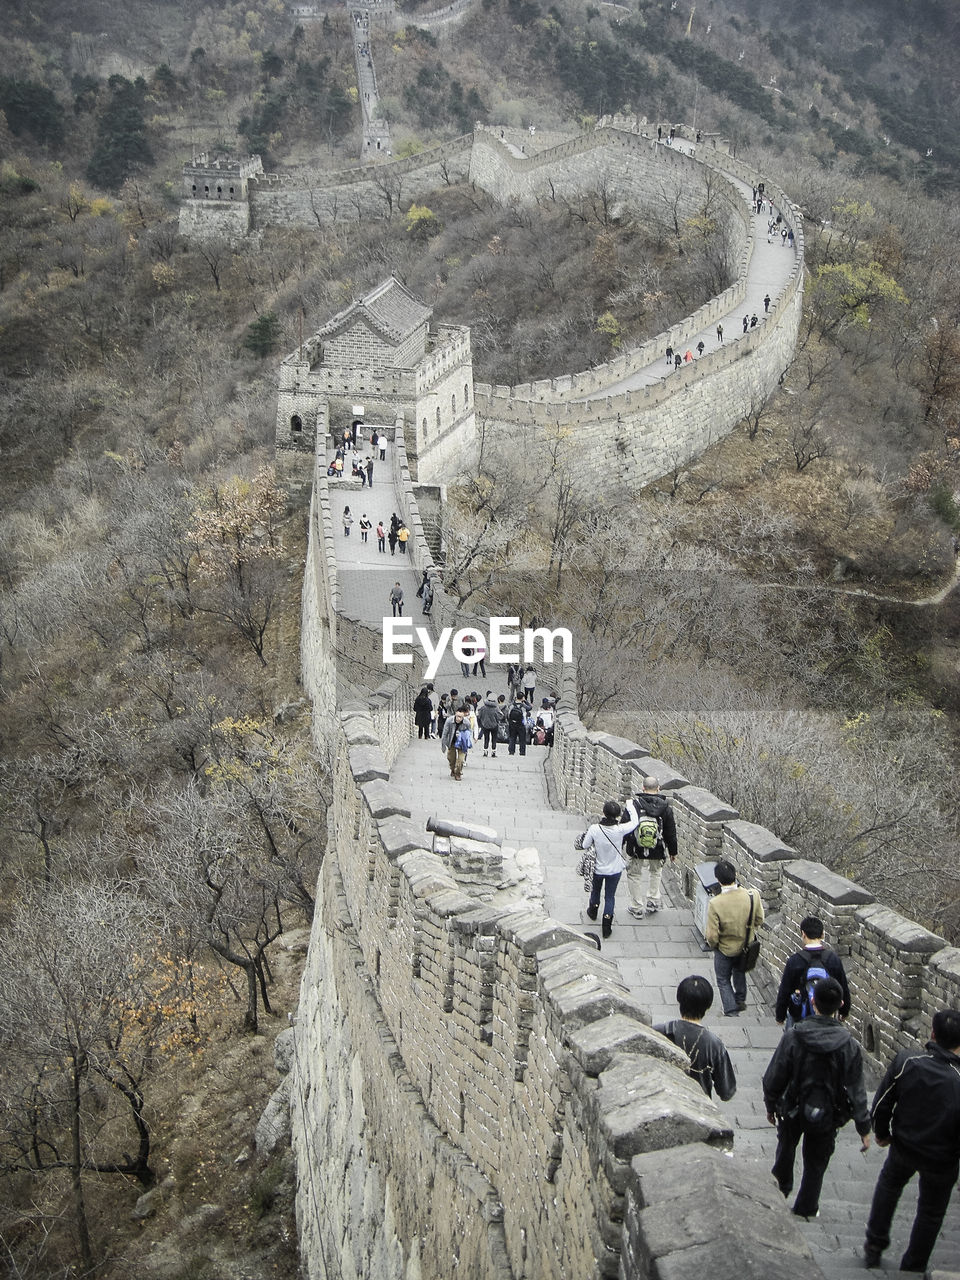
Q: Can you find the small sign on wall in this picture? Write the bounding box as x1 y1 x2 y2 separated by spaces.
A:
352 405 364 417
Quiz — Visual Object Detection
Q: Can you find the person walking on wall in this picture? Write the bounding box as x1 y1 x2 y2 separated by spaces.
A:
389 582 404 617
623 776 678 917
716 323 723 343
441 708 472 780
377 431 387 461
764 292 771 313
863 1008 960 1272
521 664 536 704
655 976 737 1101
413 684 434 740
763 977 871 1221
342 506 354 536
507 694 528 757
581 800 638 939
775 916 851 1029
388 525 398 555
359 513 371 544
366 457 374 486
704 860 764 1016
397 522 409 554
476 692 503 758
376 520 386 553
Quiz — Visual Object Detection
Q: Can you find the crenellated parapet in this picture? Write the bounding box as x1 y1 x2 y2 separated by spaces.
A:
547 703 960 1072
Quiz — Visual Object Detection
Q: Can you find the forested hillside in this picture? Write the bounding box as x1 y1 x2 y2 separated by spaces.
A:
1 0 960 1275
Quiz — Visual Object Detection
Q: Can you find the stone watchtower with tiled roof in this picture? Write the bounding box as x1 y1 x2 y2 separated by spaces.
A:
275 276 476 491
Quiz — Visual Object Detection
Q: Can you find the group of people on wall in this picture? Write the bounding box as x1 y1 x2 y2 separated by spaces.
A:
413 676 557 780
578 776 960 1273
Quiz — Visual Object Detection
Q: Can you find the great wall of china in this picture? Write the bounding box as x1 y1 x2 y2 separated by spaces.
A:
175 14 959 1276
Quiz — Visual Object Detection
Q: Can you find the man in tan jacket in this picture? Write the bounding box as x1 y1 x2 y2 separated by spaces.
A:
705 860 765 1017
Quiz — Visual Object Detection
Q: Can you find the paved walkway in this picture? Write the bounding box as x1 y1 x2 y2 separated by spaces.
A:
580 141 799 400
324 461 959 1278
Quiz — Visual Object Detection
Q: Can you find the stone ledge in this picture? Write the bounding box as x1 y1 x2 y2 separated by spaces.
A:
360 778 411 819
725 819 796 862
498 914 585 956
349 743 389 783
624 1144 823 1280
673 785 740 823
592 1056 731 1162
567 1013 690 1076
782 858 874 905
630 757 690 791
857 902 947 953
378 815 432 859
930 946 960 981
542 971 650 1034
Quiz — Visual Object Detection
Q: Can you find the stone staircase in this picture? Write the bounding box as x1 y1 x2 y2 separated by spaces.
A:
391 735 960 1279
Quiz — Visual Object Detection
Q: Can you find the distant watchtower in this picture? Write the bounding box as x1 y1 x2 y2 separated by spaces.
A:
275 276 476 490
178 153 264 243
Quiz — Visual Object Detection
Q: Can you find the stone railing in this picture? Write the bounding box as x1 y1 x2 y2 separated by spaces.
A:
289 686 825 1280
547 704 960 1070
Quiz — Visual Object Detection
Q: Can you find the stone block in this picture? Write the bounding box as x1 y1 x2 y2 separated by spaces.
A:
349 744 389 783
378 816 429 860
630 758 690 791
499 914 585 956
593 734 650 761
672 786 739 823
593 1056 731 1160
858 902 947 953
567 1013 690 1076
361 778 411 820
542 971 650 1033
783 859 874 905
724 819 796 862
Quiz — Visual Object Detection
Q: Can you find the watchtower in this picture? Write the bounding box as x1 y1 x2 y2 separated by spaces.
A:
178 153 264 242
275 276 476 491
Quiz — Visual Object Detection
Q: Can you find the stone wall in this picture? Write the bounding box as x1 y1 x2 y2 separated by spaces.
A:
289 691 824 1280
547 704 960 1071
248 136 473 227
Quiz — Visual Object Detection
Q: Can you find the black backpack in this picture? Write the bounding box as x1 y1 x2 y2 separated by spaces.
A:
783 1044 852 1134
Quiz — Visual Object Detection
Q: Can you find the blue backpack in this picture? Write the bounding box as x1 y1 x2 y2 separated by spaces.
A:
790 954 832 1020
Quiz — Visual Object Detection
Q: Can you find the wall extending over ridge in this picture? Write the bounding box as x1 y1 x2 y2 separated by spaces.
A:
187 119 803 491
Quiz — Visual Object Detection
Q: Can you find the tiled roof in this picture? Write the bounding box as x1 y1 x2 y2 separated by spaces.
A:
315 276 431 346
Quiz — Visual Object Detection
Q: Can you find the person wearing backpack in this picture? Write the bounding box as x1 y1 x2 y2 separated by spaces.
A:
440 709 472 780
506 695 528 757
622 776 678 918
775 916 852 1028
762 977 872 1221
863 1008 960 1272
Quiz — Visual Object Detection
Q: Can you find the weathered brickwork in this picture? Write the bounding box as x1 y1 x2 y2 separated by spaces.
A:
290 451 833 1280
290 697 804 1280
548 709 960 1073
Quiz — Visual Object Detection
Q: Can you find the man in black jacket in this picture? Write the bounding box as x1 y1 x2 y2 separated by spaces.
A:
763 977 871 1220
623 776 678 918
775 916 852 1026
863 1009 960 1271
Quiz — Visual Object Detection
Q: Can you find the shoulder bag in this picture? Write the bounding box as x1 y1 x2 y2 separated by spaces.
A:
735 890 761 972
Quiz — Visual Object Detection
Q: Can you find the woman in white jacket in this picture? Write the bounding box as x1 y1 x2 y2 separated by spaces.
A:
583 800 638 938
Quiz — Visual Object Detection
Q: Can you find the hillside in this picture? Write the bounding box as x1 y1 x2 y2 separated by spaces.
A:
2 0 960 1275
